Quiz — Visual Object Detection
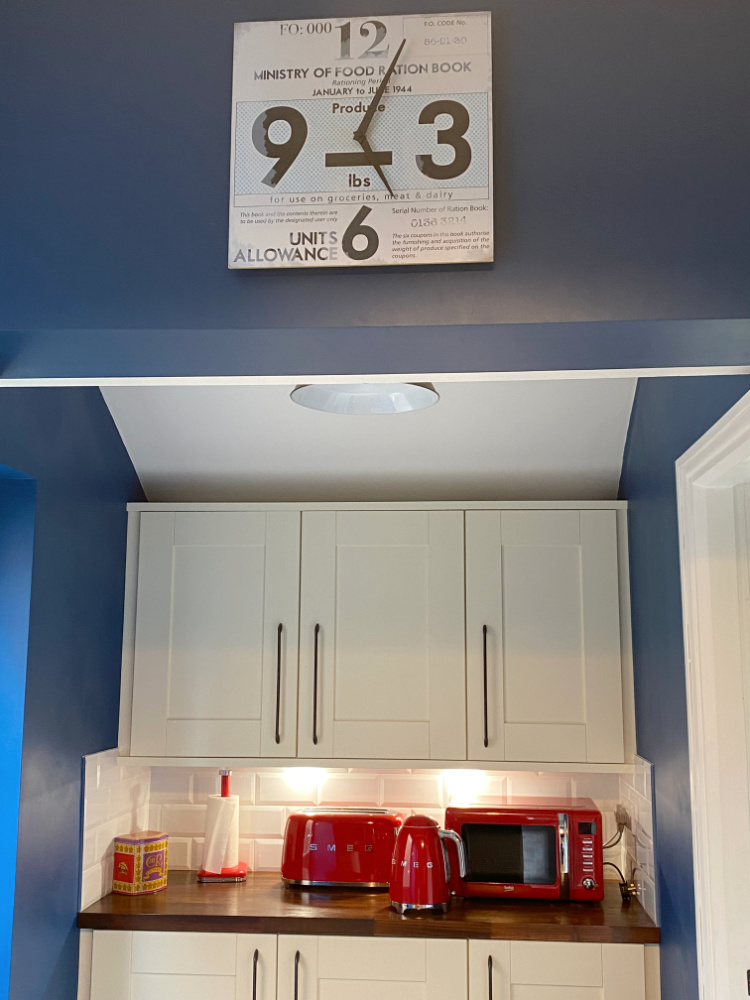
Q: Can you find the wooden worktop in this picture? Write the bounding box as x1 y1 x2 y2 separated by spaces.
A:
77 872 659 944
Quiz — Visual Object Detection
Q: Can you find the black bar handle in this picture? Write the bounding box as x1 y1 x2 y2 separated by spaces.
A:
275 624 283 745
294 950 301 1000
252 948 259 1000
488 954 493 1000
483 624 489 748
313 625 320 746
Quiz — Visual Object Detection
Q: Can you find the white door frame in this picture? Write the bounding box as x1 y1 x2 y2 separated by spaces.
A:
676 390 750 1000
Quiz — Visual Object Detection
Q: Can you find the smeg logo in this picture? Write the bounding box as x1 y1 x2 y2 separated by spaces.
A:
392 859 435 868
308 844 373 852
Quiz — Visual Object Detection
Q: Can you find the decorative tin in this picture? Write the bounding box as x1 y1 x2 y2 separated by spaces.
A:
112 830 168 895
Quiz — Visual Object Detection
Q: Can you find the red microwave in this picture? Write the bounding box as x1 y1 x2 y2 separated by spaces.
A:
444 799 603 901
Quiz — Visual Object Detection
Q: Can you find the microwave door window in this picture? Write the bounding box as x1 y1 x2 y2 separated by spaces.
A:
462 824 557 885
521 826 557 884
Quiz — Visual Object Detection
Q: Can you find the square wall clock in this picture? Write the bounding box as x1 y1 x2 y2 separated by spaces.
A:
228 12 493 268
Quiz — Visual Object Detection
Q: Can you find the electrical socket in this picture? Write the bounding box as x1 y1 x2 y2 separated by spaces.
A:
615 803 631 830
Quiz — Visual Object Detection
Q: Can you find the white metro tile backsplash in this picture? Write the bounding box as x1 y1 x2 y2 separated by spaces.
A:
80 749 150 910
132 766 626 876
257 772 318 805
381 775 444 807
81 756 653 913
619 756 658 924
239 806 287 837
161 804 208 836
318 773 380 805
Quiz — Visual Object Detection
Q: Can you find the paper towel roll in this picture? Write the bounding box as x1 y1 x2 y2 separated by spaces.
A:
201 794 240 875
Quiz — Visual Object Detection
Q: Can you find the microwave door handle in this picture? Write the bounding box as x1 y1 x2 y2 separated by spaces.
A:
558 812 570 900
438 829 467 879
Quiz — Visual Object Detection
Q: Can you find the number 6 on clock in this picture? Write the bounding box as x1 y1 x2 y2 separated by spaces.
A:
342 206 379 261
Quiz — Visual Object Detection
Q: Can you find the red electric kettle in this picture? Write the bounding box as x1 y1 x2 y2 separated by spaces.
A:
389 815 467 913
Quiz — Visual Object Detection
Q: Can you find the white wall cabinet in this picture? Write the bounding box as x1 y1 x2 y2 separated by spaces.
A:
89 931 277 1000
469 941 648 1000
298 510 466 759
124 503 628 765
466 510 625 763
130 512 300 757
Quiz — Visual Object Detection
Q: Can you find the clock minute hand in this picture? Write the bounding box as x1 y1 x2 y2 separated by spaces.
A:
353 37 406 143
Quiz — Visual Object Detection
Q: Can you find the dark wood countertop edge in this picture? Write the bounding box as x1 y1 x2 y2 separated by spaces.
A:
76 913 378 936
76 912 660 944
77 872 659 944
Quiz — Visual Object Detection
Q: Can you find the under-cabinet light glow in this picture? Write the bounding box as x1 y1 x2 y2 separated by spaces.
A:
283 767 327 795
442 769 489 806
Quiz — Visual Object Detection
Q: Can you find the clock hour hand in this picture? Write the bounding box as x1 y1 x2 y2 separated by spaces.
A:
358 133 395 197
353 37 406 143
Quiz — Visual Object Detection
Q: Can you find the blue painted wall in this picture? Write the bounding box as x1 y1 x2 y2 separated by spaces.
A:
620 375 750 1000
0 0 749 995
0 389 144 1000
1 0 749 354
1 320 750 382
0 473 36 1000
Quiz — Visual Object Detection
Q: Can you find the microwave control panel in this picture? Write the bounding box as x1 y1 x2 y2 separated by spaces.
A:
569 816 604 899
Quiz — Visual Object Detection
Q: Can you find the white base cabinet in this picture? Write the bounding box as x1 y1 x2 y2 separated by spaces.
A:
90 931 277 1000
87 933 656 1000
278 935 467 1000
469 941 650 1000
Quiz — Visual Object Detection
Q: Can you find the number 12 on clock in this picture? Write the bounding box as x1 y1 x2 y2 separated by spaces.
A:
228 11 493 268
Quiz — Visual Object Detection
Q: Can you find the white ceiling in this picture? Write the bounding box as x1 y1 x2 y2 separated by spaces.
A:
101 379 637 502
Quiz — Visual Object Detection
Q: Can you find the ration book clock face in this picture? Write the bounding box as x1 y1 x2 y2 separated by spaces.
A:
228 12 493 268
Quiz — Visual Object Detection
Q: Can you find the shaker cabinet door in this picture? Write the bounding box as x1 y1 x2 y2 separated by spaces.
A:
130 512 300 757
278 936 467 1000
89 931 277 1000
298 510 466 760
469 942 647 1000
466 510 624 763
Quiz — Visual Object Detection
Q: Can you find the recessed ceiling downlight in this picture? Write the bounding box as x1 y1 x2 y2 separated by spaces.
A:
290 382 439 415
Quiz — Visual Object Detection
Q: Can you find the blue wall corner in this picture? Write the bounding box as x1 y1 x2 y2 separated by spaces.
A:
0 388 144 1000
0 473 36 1000
619 374 750 1000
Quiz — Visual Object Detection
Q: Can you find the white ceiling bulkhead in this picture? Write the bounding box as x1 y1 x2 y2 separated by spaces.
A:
101 378 636 502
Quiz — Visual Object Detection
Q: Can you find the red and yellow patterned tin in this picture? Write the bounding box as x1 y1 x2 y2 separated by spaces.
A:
113 830 168 895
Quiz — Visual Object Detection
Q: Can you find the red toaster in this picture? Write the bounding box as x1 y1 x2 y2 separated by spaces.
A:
281 808 403 888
